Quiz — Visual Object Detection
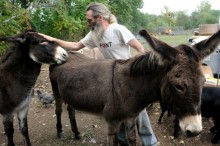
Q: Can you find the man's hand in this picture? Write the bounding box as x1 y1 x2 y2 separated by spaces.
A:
38 33 56 42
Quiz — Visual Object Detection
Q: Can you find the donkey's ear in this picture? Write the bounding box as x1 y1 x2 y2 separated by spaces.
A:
193 30 220 59
0 36 26 43
139 29 177 62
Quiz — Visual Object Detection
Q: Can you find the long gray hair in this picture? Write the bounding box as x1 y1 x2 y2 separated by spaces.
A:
86 2 117 24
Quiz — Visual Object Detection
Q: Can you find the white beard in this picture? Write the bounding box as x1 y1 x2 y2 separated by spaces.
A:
91 21 104 42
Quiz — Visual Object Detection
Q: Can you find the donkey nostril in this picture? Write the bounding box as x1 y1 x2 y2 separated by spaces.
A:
63 53 68 58
186 130 193 137
186 130 200 137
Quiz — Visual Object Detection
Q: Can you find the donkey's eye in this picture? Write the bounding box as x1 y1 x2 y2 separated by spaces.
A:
174 85 185 93
40 41 50 46
32 40 46 44
48 41 57 45
39 40 46 43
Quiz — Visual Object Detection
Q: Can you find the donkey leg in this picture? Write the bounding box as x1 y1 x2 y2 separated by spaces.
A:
211 131 220 144
173 118 181 138
124 118 137 146
3 115 15 146
55 99 63 138
17 107 31 146
107 134 119 146
51 80 64 138
106 122 121 146
158 109 166 124
167 109 172 117
67 105 81 139
210 118 217 134
210 125 217 133
211 117 220 144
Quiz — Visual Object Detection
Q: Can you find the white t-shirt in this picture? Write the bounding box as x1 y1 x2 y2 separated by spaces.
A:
80 23 135 59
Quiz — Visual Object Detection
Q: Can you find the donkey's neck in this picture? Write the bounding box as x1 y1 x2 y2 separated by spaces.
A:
114 53 171 114
2 50 41 87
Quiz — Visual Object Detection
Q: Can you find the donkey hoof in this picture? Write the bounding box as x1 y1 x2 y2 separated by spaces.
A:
8 141 15 146
57 132 65 138
75 134 81 140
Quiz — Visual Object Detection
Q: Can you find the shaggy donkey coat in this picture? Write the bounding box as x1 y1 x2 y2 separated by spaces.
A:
0 30 68 146
49 29 220 146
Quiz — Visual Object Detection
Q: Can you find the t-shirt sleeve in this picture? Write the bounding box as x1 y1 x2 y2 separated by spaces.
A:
117 25 135 44
80 32 96 49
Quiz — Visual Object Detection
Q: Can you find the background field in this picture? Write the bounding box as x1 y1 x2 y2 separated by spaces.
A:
132 32 193 55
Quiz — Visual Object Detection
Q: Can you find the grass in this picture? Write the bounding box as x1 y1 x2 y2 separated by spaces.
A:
132 33 193 55
158 34 192 46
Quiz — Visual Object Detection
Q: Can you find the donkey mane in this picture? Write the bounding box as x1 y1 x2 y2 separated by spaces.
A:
129 51 173 76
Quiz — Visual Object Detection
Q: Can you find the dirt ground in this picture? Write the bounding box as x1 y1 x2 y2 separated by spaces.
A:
0 65 218 146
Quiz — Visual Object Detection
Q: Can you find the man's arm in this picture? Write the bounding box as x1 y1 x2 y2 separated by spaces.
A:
127 38 145 53
38 33 84 51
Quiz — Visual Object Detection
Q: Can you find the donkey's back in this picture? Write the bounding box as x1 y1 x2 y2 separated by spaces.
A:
50 52 115 113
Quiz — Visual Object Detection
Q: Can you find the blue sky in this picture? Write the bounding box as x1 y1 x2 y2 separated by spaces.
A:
141 0 220 15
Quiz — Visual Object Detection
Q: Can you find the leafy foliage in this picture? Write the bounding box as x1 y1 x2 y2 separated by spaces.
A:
30 0 87 40
0 0 219 54
108 0 143 32
0 1 31 53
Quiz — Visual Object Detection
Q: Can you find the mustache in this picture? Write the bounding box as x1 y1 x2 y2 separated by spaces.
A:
90 21 97 30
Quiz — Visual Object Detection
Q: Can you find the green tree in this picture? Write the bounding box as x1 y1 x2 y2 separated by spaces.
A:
191 1 213 27
31 0 108 40
10 0 34 9
161 6 175 31
175 11 191 29
0 1 30 53
1 0 220 54
108 0 144 32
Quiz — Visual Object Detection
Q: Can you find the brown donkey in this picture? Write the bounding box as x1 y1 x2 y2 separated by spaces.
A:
49 29 220 146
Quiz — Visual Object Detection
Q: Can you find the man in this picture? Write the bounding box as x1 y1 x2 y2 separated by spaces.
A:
39 2 157 146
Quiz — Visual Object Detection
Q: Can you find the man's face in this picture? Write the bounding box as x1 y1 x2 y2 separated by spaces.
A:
86 10 98 30
86 10 104 40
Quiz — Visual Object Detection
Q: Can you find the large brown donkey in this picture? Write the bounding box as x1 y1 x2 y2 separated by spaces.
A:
49 29 220 146
0 30 68 146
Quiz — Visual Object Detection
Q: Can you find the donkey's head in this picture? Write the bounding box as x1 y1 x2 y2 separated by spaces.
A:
139 29 220 137
0 30 68 64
